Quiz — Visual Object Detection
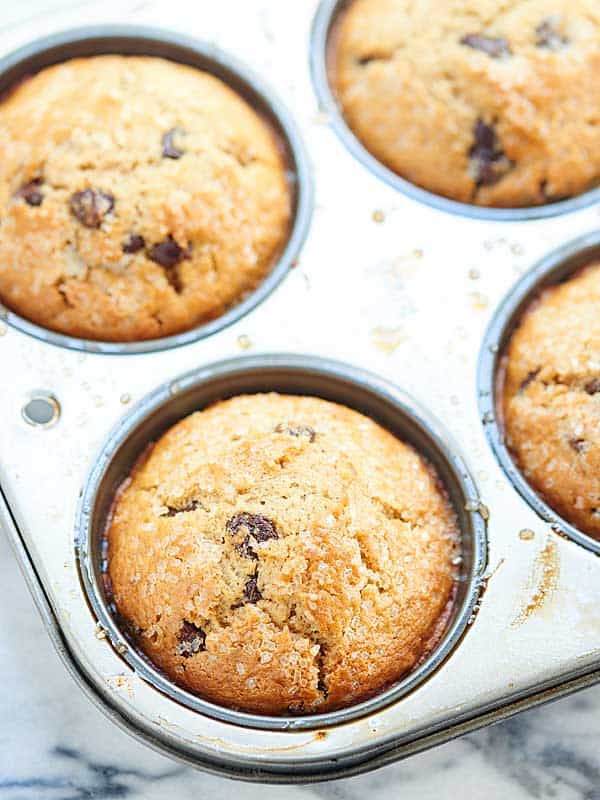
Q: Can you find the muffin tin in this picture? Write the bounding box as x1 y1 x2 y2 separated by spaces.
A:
1 3 600 783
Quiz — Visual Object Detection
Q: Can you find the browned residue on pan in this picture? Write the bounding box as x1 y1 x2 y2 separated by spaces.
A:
512 535 560 627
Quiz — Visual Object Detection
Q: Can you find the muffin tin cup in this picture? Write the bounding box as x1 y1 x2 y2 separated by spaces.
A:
310 0 600 222
76 353 487 732
478 230 600 556
0 25 313 355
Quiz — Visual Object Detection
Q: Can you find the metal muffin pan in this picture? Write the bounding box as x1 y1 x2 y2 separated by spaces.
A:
76 354 487 731
310 0 600 221
0 25 313 355
478 230 600 557
1 2 600 782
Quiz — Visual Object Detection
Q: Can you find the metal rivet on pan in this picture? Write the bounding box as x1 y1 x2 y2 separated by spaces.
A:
21 392 61 428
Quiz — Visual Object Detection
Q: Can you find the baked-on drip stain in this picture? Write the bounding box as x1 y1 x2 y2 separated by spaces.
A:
460 33 511 58
70 188 114 228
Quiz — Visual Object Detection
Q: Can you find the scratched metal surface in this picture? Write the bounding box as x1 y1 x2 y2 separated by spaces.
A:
0 0 600 780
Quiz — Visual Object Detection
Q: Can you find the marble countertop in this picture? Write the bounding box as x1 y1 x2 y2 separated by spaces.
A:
1 1 600 797
2 529 600 798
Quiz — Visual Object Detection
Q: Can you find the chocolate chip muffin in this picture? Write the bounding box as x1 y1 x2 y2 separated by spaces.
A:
330 0 600 207
108 394 459 715
0 56 291 341
502 262 600 538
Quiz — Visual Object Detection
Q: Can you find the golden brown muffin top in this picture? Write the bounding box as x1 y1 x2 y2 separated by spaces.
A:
502 262 600 538
331 0 600 207
0 56 291 341
108 394 458 715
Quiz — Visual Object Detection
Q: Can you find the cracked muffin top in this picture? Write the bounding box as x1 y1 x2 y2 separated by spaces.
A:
502 262 600 538
330 0 600 207
107 394 459 715
0 56 291 341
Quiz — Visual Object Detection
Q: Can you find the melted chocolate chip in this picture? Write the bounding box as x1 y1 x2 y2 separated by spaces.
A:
274 423 316 442
227 512 278 543
243 574 262 604
460 33 511 58
235 535 258 561
16 178 43 206
70 188 114 228
122 233 145 254
148 236 188 269
469 119 512 187
161 500 200 517
356 54 378 65
519 368 541 393
585 378 600 395
116 613 143 643
162 128 185 159
175 621 206 657
536 18 569 50
569 438 586 453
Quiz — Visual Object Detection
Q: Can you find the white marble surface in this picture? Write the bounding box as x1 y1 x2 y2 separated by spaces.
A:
2 0 600 796
2 529 600 797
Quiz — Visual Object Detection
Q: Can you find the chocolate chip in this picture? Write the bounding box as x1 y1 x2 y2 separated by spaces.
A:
175 621 206 657
469 119 512 187
161 500 200 517
536 18 569 50
519 368 541 393
148 236 190 292
148 236 188 269
162 128 185 159
122 233 145 254
460 33 511 58
243 574 262 604
235 535 258 560
16 178 43 206
227 512 279 543
274 423 316 442
70 188 114 228
569 438 586 453
356 54 378 65
585 378 600 395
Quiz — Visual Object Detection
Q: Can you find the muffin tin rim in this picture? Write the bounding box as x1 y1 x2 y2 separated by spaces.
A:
75 353 488 732
0 24 314 355
478 229 600 556
310 0 600 222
